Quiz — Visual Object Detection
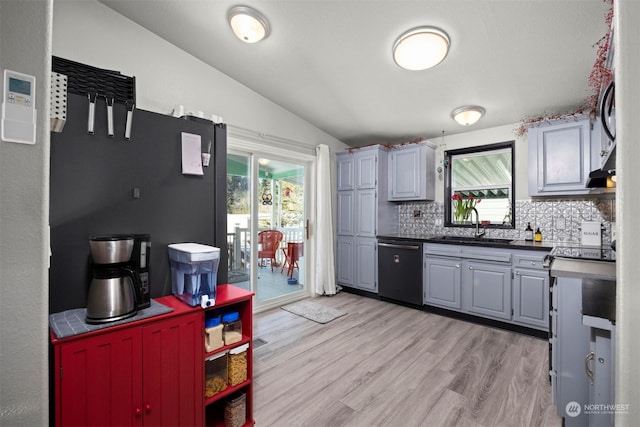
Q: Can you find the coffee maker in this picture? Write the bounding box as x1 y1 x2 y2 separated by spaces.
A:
86 235 139 323
86 234 152 323
130 234 151 309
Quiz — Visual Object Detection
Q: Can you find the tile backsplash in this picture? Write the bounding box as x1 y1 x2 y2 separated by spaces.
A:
398 198 615 245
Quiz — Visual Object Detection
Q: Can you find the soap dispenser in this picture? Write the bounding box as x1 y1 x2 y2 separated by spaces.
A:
534 227 542 242
525 222 534 241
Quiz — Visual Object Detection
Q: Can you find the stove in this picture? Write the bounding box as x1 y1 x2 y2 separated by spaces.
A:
550 245 616 262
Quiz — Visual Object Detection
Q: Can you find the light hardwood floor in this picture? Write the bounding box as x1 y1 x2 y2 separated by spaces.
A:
252 292 561 427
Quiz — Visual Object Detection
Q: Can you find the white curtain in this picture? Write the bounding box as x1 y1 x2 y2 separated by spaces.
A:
314 144 337 295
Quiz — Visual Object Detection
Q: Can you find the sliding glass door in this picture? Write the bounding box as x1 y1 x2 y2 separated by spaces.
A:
226 151 309 307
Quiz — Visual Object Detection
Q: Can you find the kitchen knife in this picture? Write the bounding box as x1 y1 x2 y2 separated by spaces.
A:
87 92 97 135
106 97 114 137
124 102 134 140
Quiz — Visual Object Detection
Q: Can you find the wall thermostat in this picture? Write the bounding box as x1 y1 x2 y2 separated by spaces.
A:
2 69 37 145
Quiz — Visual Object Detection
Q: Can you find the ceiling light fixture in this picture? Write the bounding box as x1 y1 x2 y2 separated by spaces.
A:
228 5 270 43
451 106 486 126
392 27 450 71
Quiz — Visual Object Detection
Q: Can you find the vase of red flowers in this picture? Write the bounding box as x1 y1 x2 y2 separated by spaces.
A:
451 194 480 223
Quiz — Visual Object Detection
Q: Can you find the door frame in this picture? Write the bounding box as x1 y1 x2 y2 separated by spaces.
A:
227 127 316 312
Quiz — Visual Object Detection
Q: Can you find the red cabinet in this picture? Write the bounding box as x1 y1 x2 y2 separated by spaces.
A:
52 285 254 427
203 285 255 427
52 300 203 427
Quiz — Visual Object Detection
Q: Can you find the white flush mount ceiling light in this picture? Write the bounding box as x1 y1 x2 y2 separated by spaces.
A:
393 27 450 71
451 106 486 126
228 5 270 43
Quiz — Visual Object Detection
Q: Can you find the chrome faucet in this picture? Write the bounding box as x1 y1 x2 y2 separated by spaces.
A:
471 207 486 239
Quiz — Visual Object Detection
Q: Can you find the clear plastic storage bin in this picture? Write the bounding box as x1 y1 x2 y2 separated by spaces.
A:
222 312 242 345
168 243 220 307
228 343 249 386
205 316 224 352
224 393 246 427
205 352 228 398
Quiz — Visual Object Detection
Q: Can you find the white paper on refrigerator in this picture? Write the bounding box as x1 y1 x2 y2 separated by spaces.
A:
181 132 203 176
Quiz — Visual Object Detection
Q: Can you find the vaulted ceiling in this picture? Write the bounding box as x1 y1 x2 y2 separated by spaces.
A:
100 0 611 147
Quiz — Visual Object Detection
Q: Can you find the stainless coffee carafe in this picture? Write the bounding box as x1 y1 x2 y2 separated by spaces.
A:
86 235 138 324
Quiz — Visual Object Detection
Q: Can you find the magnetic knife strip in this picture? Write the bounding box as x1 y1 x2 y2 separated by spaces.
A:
52 56 136 140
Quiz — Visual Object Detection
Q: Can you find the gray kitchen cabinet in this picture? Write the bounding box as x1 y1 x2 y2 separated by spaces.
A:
583 316 615 427
335 146 397 293
513 268 549 329
528 116 596 196
355 150 377 189
354 237 377 292
462 261 512 321
424 256 461 309
336 191 354 235
337 154 354 191
553 277 591 426
355 189 377 237
423 243 550 329
336 237 354 286
388 141 436 201
512 252 550 330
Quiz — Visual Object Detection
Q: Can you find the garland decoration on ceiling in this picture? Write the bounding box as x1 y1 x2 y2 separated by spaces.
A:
515 0 614 137
346 136 425 153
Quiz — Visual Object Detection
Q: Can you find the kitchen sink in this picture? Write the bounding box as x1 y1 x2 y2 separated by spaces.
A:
431 236 514 244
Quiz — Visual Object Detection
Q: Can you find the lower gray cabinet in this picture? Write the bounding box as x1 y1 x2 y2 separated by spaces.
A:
584 316 615 427
336 237 354 286
513 268 549 329
423 243 551 330
336 236 377 292
354 237 377 292
553 277 591 426
424 256 461 309
462 261 512 320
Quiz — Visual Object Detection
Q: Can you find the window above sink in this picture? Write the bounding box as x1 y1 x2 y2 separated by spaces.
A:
445 141 515 229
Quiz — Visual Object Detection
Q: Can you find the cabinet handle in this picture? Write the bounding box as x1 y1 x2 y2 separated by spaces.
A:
585 351 595 385
135 407 142 417
468 266 473 270
145 403 152 413
455 264 460 268
516 271 520 275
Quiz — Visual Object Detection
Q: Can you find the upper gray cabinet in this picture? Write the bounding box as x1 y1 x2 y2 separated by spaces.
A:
337 155 355 191
388 141 436 201
527 116 601 196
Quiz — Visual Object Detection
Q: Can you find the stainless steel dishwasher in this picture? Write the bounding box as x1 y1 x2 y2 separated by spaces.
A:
377 239 423 306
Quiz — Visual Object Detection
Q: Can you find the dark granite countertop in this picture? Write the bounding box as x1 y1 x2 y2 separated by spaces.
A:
378 233 554 252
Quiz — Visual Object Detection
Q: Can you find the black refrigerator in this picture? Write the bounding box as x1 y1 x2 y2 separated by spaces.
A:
49 92 227 314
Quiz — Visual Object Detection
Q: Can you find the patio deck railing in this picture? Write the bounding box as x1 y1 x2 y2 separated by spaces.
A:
227 226 304 271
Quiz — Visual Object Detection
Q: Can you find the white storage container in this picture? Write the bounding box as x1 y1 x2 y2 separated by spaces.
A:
168 243 220 307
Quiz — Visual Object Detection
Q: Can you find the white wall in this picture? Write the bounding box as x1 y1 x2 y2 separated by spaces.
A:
51 0 348 155
615 0 640 423
0 1 52 425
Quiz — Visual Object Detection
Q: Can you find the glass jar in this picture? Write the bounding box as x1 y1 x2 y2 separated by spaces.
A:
222 311 242 345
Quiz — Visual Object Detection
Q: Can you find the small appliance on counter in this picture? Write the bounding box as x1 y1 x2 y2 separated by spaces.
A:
86 235 138 324
86 234 152 324
168 243 220 308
